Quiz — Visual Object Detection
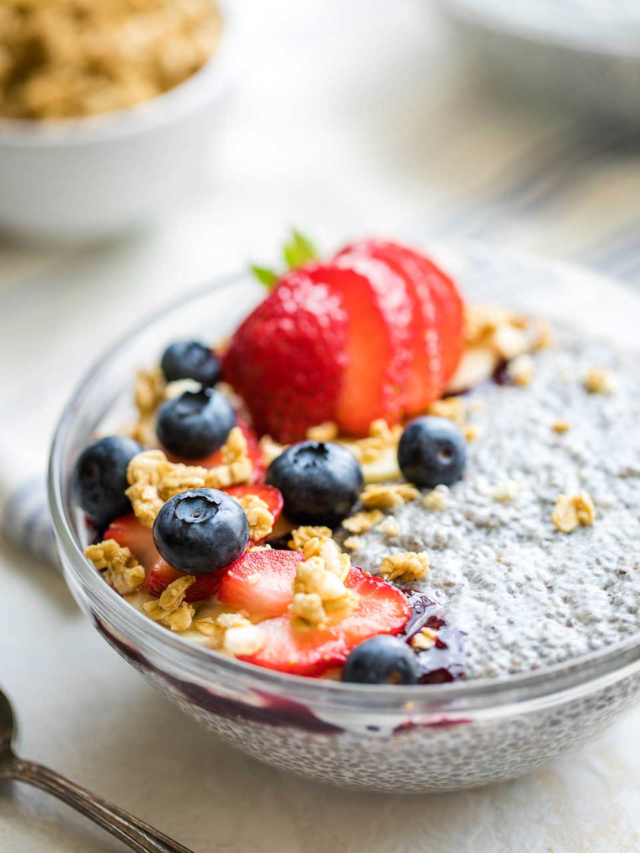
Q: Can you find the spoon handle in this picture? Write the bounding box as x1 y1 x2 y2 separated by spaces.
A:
6 757 195 853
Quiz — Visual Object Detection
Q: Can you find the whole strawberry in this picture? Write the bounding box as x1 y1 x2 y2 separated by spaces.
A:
223 231 465 442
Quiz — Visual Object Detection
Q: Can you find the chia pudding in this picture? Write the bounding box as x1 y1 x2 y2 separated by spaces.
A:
75 235 640 688
339 330 640 680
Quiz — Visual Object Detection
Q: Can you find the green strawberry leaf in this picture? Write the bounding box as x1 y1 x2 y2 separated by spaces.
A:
250 229 318 290
250 265 279 288
282 228 318 270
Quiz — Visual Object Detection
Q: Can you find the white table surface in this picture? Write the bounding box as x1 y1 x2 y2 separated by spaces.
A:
1 1 639 850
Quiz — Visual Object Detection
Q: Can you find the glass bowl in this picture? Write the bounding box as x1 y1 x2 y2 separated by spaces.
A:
48 242 640 793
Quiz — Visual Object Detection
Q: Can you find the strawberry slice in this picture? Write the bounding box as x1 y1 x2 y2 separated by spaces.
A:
218 550 411 676
337 240 445 415
173 416 266 483
105 514 159 570
306 259 412 436
223 270 349 443
218 549 301 618
242 616 349 676
395 244 464 381
144 559 223 601
223 484 284 528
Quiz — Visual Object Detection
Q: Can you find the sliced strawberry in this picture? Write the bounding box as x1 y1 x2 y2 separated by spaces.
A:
223 270 348 443
144 560 223 601
241 615 350 677
337 240 445 414
240 566 411 676
306 259 412 436
105 514 159 570
417 254 463 381
218 549 411 676
223 484 284 528
174 416 266 483
218 549 301 619
393 244 464 381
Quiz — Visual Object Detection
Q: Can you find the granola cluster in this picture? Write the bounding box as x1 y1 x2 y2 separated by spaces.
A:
0 0 222 120
360 482 419 510
125 427 252 527
464 305 551 360
342 509 384 534
288 525 333 551
143 575 195 632
346 419 404 465
583 367 617 395
195 612 265 656
84 539 145 595
380 551 430 583
236 494 274 541
290 537 359 628
552 491 596 534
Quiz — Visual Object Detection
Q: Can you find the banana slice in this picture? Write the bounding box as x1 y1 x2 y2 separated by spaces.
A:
337 440 401 483
446 345 498 395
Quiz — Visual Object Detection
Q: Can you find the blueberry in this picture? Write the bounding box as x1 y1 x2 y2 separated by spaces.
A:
398 416 466 488
160 341 220 387
341 635 419 685
153 488 249 574
266 441 363 526
73 436 143 525
156 389 236 459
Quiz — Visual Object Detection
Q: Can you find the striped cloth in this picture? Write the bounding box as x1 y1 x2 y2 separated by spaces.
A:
3 119 640 568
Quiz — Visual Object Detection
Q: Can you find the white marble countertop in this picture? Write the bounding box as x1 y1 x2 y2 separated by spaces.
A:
1 1 639 850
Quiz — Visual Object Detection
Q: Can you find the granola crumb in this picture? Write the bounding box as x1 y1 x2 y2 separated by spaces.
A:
223 624 266 657
464 304 546 360
552 491 596 533
552 419 572 434
380 551 430 583
361 483 419 510
194 611 264 655
491 479 521 503
248 545 272 554
410 627 438 651
288 526 333 551
423 485 450 512
134 366 166 419
377 516 401 538
346 419 403 464
583 367 617 395
343 535 365 551
463 423 482 443
290 537 358 628
507 354 535 387
259 435 287 466
236 494 274 541
84 539 145 595
427 397 466 426
143 576 196 632
343 509 384 534
306 421 339 442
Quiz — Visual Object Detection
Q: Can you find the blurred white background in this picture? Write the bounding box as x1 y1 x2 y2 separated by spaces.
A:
1 1 640 851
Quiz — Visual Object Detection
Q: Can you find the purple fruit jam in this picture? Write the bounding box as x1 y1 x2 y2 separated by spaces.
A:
401 589 466 684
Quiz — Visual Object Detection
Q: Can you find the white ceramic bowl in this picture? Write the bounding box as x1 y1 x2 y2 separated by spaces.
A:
436 0 640 125
0 2 235 242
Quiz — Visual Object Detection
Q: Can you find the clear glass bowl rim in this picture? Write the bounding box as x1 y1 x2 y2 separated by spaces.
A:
48 254 640 716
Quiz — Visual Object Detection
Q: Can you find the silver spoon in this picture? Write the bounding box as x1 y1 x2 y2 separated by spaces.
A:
0 689 194 852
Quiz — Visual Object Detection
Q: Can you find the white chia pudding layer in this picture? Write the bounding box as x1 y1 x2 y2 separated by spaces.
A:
341 332 640 680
